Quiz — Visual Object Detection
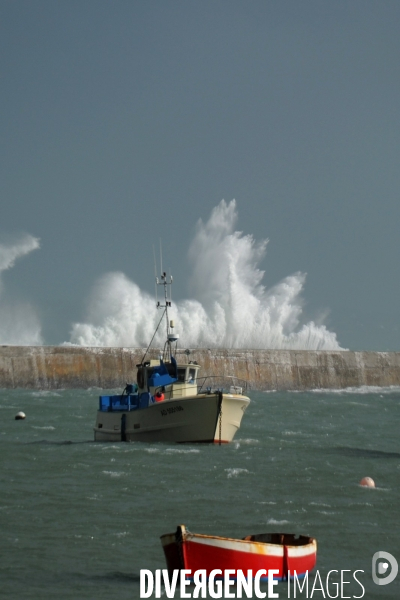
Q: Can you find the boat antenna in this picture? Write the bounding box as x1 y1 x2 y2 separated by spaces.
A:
153 245 158 306
159 239 163 281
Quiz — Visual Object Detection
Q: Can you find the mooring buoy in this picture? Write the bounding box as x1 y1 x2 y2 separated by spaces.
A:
359 476 375 488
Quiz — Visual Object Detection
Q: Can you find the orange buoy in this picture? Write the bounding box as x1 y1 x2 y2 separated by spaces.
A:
359 477 375 488
155 392 165 402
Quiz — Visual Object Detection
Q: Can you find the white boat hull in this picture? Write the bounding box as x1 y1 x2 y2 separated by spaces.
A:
94 392 250 443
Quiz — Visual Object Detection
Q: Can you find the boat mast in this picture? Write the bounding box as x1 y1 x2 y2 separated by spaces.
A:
155 269 178 361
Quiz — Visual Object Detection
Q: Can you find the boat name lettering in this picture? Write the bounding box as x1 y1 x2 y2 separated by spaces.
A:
160 405 184 416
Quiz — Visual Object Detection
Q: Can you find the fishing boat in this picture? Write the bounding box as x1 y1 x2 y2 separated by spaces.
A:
93 271 250 443
161 525 317 580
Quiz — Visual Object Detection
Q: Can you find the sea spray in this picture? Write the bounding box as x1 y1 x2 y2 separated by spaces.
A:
0 233 43 345
69 200 342 350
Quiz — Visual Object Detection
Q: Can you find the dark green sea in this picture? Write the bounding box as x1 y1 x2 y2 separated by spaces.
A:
0 388 399 599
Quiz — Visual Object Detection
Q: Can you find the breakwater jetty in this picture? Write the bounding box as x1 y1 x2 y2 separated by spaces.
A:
0 346 400 390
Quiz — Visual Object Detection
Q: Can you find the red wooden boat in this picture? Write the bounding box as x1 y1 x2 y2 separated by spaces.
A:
161 525 317 580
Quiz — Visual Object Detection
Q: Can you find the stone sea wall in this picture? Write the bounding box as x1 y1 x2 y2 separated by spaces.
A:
1 346 400 390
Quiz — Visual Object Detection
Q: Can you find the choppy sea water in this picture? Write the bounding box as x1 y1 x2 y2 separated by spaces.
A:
0 388 399 599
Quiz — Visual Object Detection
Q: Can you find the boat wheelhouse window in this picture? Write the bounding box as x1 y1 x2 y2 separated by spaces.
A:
188 368 197 383
177 368 186 382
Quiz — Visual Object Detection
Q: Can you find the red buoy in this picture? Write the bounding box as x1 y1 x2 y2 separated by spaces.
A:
155 392 165 402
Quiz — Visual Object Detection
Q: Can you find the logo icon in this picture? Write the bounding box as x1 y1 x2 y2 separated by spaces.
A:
372 551 398 585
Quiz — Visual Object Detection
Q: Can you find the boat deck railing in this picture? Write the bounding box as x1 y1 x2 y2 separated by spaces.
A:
196 375 249 395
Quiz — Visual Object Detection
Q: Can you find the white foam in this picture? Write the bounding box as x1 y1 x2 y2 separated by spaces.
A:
102 470 125 477
165 448 200 454
311 385 400 395
318 511 339 515
69 200 342 350
225 467 250 478
267 518 290 525
31 391 61 398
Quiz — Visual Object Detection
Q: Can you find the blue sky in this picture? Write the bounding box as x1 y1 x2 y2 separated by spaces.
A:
1 1 399 350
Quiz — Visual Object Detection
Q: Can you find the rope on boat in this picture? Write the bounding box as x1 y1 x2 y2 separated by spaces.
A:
140 308 167 365
218 391 223 446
